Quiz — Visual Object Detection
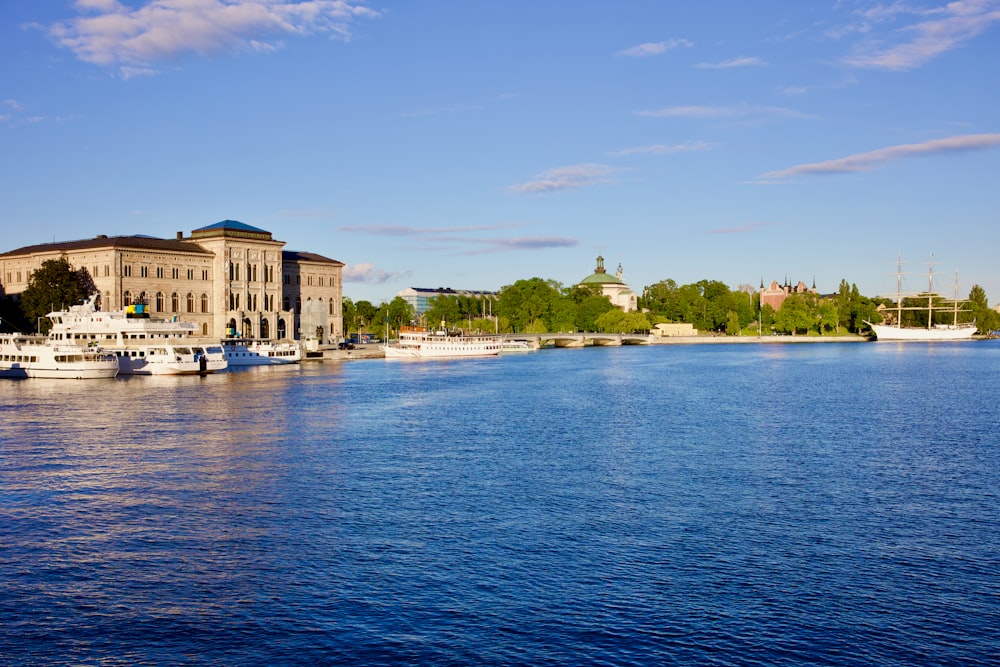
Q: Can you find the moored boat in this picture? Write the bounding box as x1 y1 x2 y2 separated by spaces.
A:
46 297 228 374
500 338 536 353
866 255 977 342
222 338 302 365
383 326 502 359
0 334 119 379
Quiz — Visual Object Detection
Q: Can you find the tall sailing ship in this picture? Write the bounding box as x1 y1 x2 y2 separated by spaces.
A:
866 255 977 342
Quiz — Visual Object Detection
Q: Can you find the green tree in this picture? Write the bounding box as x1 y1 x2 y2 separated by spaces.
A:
497 278 565 332
968 284 1000 334
774 294 814 334
19 258 94 333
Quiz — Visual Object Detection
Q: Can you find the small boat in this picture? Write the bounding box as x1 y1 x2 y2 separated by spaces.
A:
866 255 977 342
222 338 302 366
383 326 502 359
500 338 536 353
46 297 228 374
0 333 119 379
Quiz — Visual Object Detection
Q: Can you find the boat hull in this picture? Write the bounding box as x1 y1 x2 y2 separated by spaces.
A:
383 329 502 359
868 322 977 341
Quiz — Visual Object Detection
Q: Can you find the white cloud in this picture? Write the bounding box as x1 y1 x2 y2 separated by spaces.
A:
49 0 379 74
694 56 767 69
617 39 692 57
635 103 812 120
609 140 714 157
507 164 619 194
343 262 408 285
758 133 1000 180
842 0 1000 70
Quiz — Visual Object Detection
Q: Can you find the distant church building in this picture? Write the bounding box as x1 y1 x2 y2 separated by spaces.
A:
578 256 637 312
759 278 816 310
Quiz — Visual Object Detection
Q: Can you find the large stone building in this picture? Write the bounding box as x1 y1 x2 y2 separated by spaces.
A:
759 278 816 311
0 220 344 343
578 255 638 312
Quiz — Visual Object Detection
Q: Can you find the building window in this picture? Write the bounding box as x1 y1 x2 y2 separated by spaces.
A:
284 274 290 285
283 296 290 311
155 292 164 311
202 269 209 280
172 267 179 279
187 268 194 280
201 294 209 313
187 293 195 312
156 267 163 279
124 265 132 277
295 297 301 314
296 275 301 285
329 301 334 316
171 293 179 312
140 266 148 278
123 291 132 306
104 265 110 277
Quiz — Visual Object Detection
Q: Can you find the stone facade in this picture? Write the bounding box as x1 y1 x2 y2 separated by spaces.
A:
0 221 344 343
759 279 816 311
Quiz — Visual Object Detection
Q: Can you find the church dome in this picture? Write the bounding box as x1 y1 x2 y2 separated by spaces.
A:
579 255 623 285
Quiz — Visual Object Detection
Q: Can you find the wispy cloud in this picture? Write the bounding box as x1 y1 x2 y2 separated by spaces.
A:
343 262 409 285
338 223 522 236
841 0 1000 70
401 103 484 117
635 103 813 120
705 221 779 235
758 133 1000 180
48 0 379 76
617 39 692 57
338 223 577 256
609 140 714 157
695 56 767 69
507 164 620 194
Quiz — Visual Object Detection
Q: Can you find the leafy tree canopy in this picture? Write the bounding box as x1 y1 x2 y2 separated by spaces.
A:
19 258 94 333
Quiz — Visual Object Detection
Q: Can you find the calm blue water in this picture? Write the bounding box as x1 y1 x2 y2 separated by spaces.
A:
1 342 998 666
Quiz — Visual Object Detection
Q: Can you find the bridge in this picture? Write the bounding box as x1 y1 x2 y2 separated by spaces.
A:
509 332 653 348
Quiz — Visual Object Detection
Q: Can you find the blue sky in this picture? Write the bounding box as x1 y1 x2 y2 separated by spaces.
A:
3 1 999 305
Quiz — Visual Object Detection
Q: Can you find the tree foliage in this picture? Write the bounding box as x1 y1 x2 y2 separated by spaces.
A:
19 258 95 333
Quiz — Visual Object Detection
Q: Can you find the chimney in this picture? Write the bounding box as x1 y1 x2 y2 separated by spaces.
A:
176 232 183 240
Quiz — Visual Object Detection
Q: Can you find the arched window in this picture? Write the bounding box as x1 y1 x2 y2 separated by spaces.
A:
155 292 165 312
329 300 334 316
202 323 208 336
186 293 195 312
277 318 287 339
201 294 209 313
242 318 253 338
260 318 270 339
123 291 132 306
171 293 179 312
227 318 237 337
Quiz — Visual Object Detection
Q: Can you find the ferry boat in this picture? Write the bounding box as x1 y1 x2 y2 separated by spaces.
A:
866 255 977 342
0 333 119 379
500 338 537 353
46 297 228 375
383 326 502 359
222 338 302 366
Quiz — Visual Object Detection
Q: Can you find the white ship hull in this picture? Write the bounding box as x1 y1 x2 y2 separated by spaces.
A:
223 339 302 366
868 322 977 341
114 344 228 374
383 328 502 359
0 336 119 380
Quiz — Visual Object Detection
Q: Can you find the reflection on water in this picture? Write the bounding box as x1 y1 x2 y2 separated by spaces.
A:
2 344 999 666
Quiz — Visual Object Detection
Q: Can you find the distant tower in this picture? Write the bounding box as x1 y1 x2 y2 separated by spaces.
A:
616 263 623 281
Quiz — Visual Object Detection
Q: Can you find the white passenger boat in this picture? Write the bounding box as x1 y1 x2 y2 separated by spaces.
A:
383 327 502 359
0 333 119 379
500 338 536 353
46 297 228 374
222 338 302 366
866 255 977 342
